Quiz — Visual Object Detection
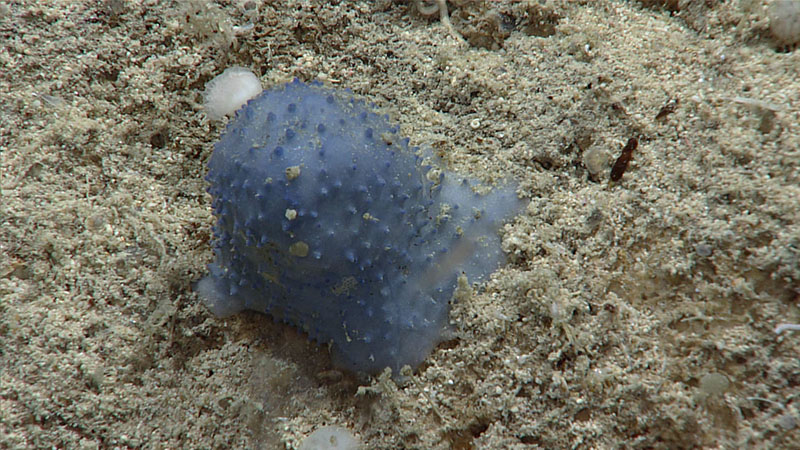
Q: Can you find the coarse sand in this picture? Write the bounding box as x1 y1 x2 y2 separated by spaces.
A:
1 1 798 448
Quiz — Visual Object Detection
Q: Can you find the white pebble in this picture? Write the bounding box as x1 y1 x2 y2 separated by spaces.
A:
203 66 263 120
768 0 800 46
298 426 361 450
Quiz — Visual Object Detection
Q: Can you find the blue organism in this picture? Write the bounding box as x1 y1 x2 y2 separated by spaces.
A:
197 79 523 374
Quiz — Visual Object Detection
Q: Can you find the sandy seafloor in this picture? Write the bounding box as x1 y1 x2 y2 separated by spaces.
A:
1 0 799 448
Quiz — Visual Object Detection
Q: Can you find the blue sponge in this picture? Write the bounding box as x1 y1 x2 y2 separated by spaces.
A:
197 79 523 374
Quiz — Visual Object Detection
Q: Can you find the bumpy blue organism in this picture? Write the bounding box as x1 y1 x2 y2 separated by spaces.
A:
197 79 523 374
